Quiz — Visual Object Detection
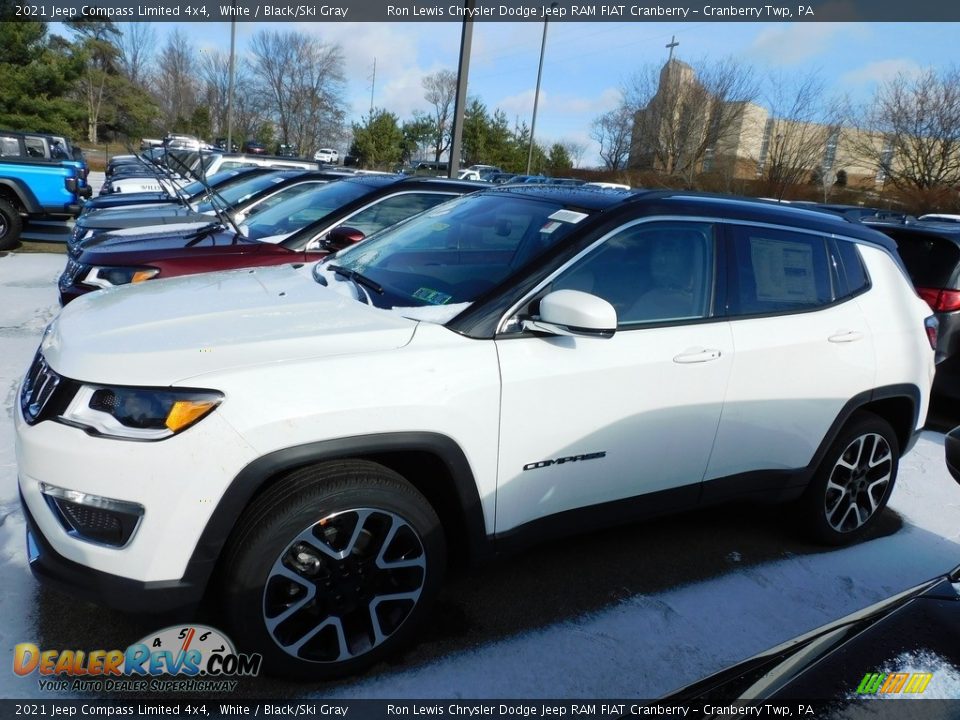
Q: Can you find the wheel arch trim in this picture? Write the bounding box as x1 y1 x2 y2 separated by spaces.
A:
806 383 921 484
182 432 490 597
0 178 41 214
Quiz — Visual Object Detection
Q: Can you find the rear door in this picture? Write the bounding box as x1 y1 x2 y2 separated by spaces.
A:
704 223 876 485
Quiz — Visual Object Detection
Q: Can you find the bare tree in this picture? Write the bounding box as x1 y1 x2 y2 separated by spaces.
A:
66 20 122 143
755 72 841 200
198 50 264 140
590 104 632 170
626 57 758 184
153 28 200 131
250 30 346 156
117 22 155 86
561 139 588 169
850 67 960 193
422 69 457 162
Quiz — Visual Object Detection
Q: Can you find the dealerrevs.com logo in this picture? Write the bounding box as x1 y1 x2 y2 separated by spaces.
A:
13 625 262 693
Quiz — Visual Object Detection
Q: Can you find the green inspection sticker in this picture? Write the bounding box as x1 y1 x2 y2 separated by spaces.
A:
413 287 453 305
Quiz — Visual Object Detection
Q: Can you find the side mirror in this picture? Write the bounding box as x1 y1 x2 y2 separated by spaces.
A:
324 226 366 252
522 290 617 338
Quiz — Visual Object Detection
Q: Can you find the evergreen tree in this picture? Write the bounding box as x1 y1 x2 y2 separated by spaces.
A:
351 109 403 168
0 22 84 134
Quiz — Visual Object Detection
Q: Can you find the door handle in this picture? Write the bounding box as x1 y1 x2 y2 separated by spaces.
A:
828 330 864 343
673 348 722 364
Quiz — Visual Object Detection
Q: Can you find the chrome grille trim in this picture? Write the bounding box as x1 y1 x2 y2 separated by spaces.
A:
20 354 61 424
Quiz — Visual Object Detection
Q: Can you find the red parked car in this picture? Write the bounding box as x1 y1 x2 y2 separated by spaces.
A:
59 176 483 304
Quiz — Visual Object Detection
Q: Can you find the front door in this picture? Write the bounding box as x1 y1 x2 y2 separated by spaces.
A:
494 220 734 533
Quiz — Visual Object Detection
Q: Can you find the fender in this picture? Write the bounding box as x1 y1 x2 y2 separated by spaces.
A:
180 432 491 596
699 383 921 505
0 177 41 214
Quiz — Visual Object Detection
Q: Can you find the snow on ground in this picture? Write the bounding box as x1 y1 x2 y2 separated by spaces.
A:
0 252 958 701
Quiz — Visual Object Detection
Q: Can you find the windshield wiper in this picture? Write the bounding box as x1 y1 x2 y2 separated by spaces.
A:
184 222 227 247
328 264 384 297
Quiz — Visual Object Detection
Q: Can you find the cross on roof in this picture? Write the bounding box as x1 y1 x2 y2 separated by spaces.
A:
666 35 679 62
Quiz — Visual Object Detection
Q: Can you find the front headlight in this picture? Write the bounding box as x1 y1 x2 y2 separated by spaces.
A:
60 385 223 440
81 266 160 289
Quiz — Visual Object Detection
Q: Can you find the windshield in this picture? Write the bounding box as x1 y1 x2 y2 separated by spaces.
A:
182 169 258 200
241 180 374 241
324 193 589 311
194 171 292 213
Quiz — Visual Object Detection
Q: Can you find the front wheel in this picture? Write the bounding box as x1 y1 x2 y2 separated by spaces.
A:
800 412 900 546
219 460 446 679
0 198 23 251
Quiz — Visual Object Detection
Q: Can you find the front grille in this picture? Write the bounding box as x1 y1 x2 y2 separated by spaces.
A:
59 259 87 291
68 226 84 257
20 354 61 424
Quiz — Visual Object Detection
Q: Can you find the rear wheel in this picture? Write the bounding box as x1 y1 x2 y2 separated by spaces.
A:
220 460 446 679
0 198 23 251
801 412 899 545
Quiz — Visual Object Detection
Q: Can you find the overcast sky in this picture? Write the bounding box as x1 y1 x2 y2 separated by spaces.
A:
111 21 960 165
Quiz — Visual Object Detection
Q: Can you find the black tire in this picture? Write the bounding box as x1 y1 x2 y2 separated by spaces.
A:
219 460 446 679
0 198 23 251
800 411 900 546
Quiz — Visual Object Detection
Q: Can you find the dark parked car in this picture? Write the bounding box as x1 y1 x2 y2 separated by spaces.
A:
81 166 275 213
799 202 911 223
947 426 960 482
244 139 267 154
661 564 960 703
867 220 960 401
70 168 353 254
58 176 484 304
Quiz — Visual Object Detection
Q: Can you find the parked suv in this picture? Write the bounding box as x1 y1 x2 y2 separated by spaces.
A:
16 189 935 678
866 219 960 401
313 148 338 164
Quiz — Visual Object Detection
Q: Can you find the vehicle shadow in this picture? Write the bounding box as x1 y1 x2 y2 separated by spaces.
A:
28 497 907 698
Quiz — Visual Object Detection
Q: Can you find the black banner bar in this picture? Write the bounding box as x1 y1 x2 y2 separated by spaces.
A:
1 700 958 720
2 0 960 23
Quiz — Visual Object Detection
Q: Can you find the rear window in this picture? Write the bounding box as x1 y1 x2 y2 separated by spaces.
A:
728 225 833 315
886 229 960 289
0 136 21 157
832 240 870 298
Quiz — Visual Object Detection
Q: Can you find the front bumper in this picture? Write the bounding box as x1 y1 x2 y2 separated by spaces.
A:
15 389 259 597
21 492 204 614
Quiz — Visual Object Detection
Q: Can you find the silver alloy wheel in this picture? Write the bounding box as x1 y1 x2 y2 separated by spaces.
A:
823 432 893 533
262 507 427 663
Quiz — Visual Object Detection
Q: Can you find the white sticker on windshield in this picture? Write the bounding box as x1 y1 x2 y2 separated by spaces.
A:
539 221 561 234
548 209 589 224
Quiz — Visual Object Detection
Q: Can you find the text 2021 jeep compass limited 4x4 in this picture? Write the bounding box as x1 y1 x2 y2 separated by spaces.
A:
16 188 936 678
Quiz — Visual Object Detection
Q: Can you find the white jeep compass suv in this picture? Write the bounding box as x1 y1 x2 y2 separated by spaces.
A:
16 188 936 678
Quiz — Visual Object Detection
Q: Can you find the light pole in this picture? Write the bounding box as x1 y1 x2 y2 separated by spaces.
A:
226 18 236 153
448 0 475 178
526 4 556 175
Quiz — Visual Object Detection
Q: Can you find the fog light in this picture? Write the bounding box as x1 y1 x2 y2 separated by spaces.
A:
40 483 144 548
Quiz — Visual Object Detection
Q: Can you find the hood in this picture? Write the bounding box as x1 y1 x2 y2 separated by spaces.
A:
78 203 206 231
83 192 176 211
78 226 255 257
43 264 418 386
